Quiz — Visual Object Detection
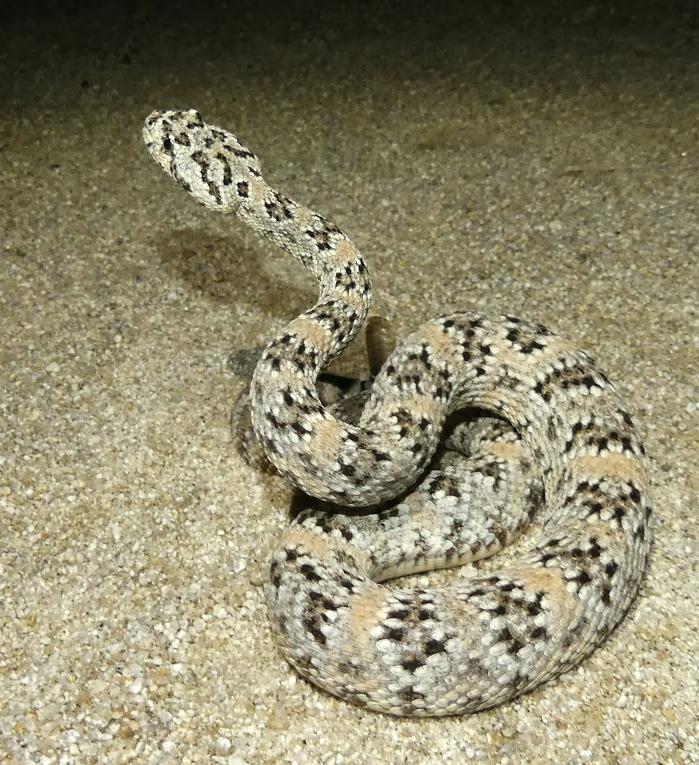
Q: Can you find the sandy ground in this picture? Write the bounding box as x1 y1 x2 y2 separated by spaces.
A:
1 1 697 763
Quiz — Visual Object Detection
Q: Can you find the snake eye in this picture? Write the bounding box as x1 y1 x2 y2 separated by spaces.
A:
163 136 174 152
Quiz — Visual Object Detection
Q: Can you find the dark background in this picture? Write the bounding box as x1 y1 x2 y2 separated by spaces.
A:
3 0 697 116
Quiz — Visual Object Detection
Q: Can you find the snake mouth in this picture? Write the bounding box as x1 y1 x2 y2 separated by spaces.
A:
142 110 164 147
142 111 174 176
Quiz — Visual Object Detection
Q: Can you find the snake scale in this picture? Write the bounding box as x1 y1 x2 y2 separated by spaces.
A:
143 109 651 717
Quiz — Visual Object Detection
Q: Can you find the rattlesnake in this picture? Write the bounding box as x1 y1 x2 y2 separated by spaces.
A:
143 109 651 716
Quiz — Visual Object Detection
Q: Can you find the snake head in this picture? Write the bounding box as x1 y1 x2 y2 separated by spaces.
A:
143 109 262 211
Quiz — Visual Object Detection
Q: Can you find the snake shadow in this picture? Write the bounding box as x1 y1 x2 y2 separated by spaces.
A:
152 226 324 502
153 225 371 374
153 226 314 317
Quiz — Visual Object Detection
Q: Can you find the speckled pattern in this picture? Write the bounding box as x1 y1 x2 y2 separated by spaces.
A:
143 109 651 716
1 0 697 761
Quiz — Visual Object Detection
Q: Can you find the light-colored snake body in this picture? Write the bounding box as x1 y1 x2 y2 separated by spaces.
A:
143 110 651 716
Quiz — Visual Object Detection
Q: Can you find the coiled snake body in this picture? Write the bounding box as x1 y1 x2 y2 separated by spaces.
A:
143 110 651 717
